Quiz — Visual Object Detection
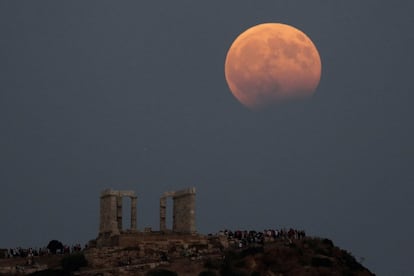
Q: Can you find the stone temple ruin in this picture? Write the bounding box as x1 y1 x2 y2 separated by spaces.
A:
160 187 196 234
99 190 138 236
96 187 196 247
85 187 225 273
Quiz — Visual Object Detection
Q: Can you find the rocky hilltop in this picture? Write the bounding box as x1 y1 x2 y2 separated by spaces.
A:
0 232 374 275
210 237 373 276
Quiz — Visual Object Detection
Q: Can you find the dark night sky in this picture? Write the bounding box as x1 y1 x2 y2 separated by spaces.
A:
1 1 413 274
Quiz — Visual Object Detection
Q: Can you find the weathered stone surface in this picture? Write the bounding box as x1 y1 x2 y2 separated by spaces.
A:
99 192 119 236
160 187 196 234
97 187 196 248
99 190 138 238
172 190 195 233
159 197 167 232
86 234 213 268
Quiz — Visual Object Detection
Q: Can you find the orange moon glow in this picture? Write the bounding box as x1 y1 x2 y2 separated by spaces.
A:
225 23 322 110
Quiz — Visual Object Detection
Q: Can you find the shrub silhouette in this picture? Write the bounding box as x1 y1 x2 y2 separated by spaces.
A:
61 253 88 273
311 257 333 267
340 250 364 271
46 240 63 254
322 238 334 247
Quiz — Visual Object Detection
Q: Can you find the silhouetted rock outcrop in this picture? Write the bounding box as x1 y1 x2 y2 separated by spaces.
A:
215 237 373 276
0 236 374 275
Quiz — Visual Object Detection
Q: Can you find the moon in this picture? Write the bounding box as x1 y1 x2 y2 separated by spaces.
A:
225 23 322 110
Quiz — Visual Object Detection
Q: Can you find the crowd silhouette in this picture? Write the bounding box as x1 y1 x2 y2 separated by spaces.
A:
216 228 306 248
4 243 86 259
3 228 306 261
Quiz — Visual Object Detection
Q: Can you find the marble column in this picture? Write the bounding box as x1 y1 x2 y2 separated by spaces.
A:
116 195 122 231
160 197 167 231
131 196 137 230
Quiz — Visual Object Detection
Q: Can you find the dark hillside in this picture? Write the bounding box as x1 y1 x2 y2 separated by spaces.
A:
214 238 373 276
0 236 374 275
